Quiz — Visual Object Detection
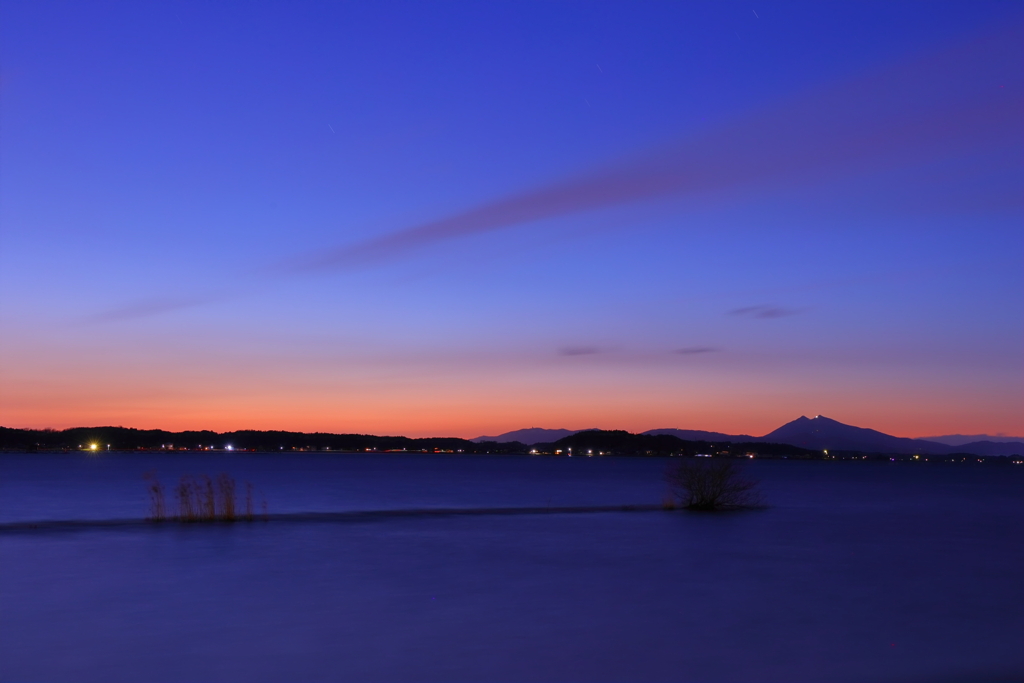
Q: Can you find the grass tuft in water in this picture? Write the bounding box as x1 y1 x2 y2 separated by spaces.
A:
176 476 197 521
218 474 236 521
244 481 254 521
143 472 166 521
150 473 261 523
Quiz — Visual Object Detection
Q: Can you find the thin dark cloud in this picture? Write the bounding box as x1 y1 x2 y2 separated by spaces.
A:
83 296 211 324
294 25 1021 272
674 346 720 355
729 305 801 320
558 346 601 357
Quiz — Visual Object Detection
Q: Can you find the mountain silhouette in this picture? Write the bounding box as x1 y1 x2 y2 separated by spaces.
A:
762 415 952 454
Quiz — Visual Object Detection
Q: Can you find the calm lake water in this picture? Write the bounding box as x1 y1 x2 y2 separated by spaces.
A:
1 452 1021 682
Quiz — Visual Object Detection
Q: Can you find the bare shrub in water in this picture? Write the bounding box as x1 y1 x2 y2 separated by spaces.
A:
665 458 762 511
144 472 166 521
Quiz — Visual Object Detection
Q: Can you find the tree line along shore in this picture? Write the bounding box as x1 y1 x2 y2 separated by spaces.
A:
1 427 1018 463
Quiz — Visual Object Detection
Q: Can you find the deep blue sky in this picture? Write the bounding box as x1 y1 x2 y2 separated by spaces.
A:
1 1 1021 436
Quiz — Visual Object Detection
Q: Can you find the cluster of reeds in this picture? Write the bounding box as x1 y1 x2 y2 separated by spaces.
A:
144 473 263 522
144 471 166 521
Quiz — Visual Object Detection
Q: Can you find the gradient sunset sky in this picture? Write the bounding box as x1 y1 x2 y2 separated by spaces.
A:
1 1 1021 438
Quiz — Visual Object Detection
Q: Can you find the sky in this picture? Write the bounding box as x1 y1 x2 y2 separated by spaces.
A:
0 1 1021 438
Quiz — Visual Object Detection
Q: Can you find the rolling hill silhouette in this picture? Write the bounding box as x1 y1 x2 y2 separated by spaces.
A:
472 428 588 444
481 417 1023 456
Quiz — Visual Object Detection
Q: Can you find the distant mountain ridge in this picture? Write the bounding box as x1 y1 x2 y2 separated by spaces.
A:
479 417 1023 456
944 440 1024 456
472 428 589 444
642 428 756 442
917 434 1024 447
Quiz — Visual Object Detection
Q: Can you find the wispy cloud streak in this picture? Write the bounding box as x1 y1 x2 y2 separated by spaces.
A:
83 296 213 324
675 346 720 355
86 24 1022 323
558 346 601 357
299 25 1021 271
730 305 801 320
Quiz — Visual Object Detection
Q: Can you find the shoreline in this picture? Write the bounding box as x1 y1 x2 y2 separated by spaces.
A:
0 504 669 533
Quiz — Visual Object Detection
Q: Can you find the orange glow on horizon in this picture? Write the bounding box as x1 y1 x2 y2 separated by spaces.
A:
3 328 1020 440
3 371 1020 440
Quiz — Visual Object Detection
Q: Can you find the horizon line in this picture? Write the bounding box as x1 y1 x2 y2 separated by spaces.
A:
4 422 1023 444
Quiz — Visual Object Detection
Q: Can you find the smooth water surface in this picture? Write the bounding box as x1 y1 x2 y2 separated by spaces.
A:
1 453 1021 682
